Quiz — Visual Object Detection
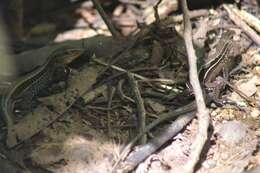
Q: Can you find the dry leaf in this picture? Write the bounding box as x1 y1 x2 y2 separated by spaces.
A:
237 76 258 97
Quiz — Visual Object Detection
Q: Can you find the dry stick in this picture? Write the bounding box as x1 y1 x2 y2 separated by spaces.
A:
117 79 135 103
127 73 147 144
231 7 260 34
97 2 173 76
92 57 174 96
95 1 147 77
111 101 197 173
91 0 120 38
144 0 178 24
181 0 210 172
91 56 149 81
154 0 163 22
159 9 209 27
120 111 196 171
86 105 117 111
96 38 137 78
91 56 161 90
107 86 116 136
95 67 158 87
92 56 178 87
138 78 177 85
81 85 107 103
223 5 260 46
171 9 209 23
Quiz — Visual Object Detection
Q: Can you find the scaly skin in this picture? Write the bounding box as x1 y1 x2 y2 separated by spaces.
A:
0 47 81 129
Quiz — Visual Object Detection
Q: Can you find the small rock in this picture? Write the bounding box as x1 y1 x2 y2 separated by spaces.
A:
237 76 258 97
250 108 260 118
254 66 260 75
220 152 229 160
218 121 248 145
203 159 216 169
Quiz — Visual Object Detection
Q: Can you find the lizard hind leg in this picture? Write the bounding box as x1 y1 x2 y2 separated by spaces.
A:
207 76 228 106
209 76 245 110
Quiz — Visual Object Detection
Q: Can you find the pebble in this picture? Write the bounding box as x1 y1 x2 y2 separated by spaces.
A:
218 121 248 145
202 159 216 169
250 108 260 118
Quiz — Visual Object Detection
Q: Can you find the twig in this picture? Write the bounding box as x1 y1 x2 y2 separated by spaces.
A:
91 0 120 38
117 111 196 172
171 9 209 23
127 73 147 144
95 38 137 77
231 7 260 33
91 56 149 81
95 67 158 87
111 101 197 173
138 78 178 85
154 0 162 23
223 5 260 46
85 105 119 111
107 86 116 136
92 57 172 94
181 0 210 172
144 0 178 24
81 85 107 104
117 79 135 103
92 56 178 93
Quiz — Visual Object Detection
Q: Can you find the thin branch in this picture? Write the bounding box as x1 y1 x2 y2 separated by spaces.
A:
116 111 196 172
171 9 209 23
111 101 197 173
107 86 116 136
181 0 210 172
91 0 120 38
154 0 162 23
117 79 135 103
81 85 107 103
223 5 260 46
91 56 149 81
231 7 260 33
127 73 147 144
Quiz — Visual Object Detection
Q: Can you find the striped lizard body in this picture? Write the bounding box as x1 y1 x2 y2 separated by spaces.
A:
0 47 81 129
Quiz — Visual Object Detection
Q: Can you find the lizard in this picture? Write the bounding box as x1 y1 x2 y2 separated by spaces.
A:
0 47 82 132
143 30 237 136
201 31 236 104
112 30 238 170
